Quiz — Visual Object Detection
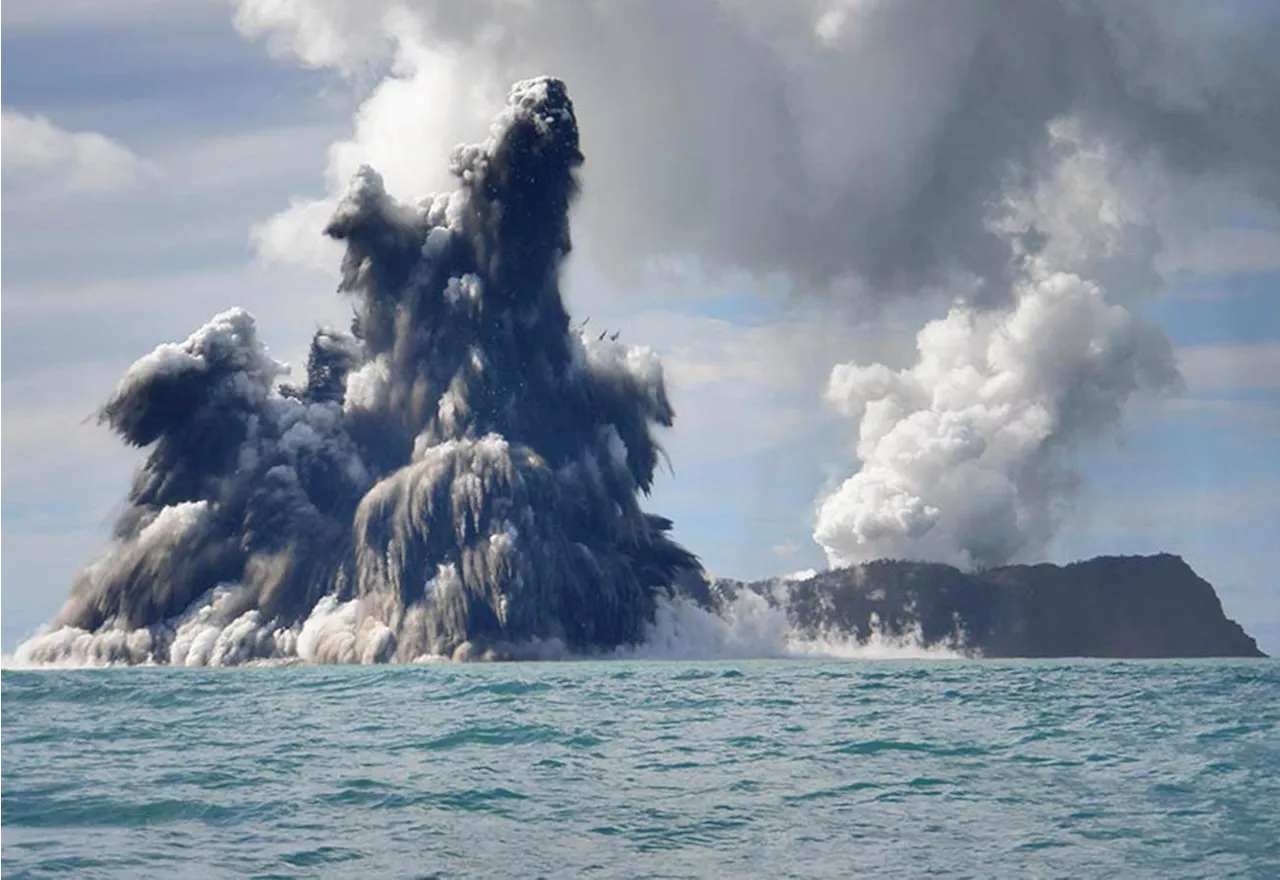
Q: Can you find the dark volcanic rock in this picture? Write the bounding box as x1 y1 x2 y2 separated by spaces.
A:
708 554 1265 658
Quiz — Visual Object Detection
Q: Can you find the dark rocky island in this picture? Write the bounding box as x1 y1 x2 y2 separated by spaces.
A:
706 554 1265 658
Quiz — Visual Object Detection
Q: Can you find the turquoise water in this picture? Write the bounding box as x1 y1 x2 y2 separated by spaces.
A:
2 660 1277 878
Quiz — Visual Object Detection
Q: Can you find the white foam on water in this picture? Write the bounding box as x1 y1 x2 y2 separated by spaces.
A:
10 584 968 668
618 592 967 662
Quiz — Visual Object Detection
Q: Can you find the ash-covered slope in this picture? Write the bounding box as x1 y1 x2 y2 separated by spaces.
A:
713 555 1264 658
19 77 699 666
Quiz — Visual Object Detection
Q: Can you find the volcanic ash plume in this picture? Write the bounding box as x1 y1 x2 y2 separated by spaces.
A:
18 77 699 666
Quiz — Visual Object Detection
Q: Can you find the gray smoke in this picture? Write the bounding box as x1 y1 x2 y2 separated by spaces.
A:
231 0 1280 571
22 78 699 665
239 0 1280 302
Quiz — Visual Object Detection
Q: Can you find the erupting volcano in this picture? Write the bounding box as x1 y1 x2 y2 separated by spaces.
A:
20 78 701 665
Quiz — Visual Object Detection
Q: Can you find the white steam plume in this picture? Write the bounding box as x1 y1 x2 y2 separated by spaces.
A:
816 261 1179 568
817 125 1181 567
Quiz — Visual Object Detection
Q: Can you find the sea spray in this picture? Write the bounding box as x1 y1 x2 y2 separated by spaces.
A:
12 587 966 668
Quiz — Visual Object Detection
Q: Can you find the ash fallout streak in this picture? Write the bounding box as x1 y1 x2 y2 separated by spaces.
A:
30 78 699 664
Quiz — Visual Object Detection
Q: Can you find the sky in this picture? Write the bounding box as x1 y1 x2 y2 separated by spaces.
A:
2 0 1278 654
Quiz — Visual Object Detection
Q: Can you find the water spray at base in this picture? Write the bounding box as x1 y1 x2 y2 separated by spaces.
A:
13 587 966 668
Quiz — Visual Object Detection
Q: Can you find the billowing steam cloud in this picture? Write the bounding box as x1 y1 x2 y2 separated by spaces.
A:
816 124 1183 568
228 0 1280 571
19 78 699 665
816 259 1179 569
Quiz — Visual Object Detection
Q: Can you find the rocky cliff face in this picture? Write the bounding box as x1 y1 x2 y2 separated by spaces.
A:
710 554 1265 658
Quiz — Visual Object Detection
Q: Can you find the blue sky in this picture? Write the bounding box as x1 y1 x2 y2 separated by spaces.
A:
3 1 1278 653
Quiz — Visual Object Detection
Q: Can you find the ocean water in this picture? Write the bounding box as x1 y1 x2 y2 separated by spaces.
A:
2 660 1277 879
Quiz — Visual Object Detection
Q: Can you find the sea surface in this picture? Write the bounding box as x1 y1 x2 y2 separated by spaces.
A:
2 660 1277 879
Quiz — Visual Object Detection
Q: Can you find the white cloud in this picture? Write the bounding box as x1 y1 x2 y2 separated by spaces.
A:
252 197 345 272
2 111 148 194
231 0 405 72
243 32 500 268
813 1 880 47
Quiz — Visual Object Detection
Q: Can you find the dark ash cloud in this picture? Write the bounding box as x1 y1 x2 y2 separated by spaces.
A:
20 78 699 665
